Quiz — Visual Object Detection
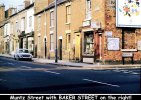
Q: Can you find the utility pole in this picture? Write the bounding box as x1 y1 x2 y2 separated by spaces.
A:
55 0 58 63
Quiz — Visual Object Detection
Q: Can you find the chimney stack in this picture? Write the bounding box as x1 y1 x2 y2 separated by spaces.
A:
0 4 5 22
24 0 30 8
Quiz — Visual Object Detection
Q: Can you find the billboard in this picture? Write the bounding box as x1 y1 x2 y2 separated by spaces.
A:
116 0 141 28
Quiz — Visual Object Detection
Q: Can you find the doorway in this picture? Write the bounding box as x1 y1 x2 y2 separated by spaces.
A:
75 33 81 61
59 39 62 60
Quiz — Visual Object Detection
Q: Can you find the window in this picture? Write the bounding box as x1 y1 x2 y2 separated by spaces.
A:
5 24 8 35
11 23 13 34
84 31 94 55
21 17 25 31
38 16 41 31
38 36 41 52
66 5 71 23
66 34 71 50
86 0 91 20
28 37 34 52
0 29 1 36
50 11 54 27
23 38 27 49
29 16 32 27
50 34 54 51
16 22 19 32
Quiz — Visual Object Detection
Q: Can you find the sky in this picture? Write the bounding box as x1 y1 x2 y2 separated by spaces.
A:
0 0 24 10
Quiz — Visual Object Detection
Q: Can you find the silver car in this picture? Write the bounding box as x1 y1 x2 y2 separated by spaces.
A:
14 49 33 61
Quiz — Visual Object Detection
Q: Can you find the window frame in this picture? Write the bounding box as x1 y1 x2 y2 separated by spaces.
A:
29 16 32 27
50 33 54 51
50 11 54 27
66 5 71 24
66 33 71 50
86 0 92 20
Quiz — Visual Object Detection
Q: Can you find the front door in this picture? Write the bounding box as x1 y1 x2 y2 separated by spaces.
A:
75 33 81 60
59 39 62 60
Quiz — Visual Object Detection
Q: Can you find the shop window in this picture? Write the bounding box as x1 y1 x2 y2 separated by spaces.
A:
84 31 94 55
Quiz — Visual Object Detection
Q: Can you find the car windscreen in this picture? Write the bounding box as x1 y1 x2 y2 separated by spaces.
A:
19 50 29 53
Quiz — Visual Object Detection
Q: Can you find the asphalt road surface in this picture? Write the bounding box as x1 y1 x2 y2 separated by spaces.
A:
0 57 140 94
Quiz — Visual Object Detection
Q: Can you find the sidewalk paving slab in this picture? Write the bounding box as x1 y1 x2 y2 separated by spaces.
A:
0 54 141 70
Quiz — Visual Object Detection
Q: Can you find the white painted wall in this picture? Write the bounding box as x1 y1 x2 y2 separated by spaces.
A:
26 7 34 33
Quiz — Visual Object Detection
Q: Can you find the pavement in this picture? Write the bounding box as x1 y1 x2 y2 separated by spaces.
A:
0 54 141 70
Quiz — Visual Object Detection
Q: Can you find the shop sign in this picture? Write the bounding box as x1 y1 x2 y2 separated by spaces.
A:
83 20 91 27
116 0 141 28
122 52 133 57
107 38 119 50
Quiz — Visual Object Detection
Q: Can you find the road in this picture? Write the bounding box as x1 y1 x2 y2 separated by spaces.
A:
0 57 140 94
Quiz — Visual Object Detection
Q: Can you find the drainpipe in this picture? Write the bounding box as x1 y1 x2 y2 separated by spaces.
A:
44 10 47 58
99 23 102 62
55 0 58 63
99 34 102 61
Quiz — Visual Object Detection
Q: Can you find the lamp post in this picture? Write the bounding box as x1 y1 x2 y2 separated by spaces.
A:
55 0 58 63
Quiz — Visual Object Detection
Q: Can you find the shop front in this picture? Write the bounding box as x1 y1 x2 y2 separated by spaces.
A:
82 29 95 63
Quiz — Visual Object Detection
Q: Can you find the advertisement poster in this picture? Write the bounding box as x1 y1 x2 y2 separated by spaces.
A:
107 38 120 50
137 40 141 50
116 0 141 27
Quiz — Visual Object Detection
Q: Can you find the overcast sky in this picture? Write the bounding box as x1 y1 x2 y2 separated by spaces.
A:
0 0 24 10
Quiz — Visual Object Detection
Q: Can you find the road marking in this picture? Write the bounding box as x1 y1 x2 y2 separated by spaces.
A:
44 70 60 75
131 72 140 75
113 69 121 72
20 66 31 69
83 79 120 87
122 70 130 74
0 79 6 82
127 70 140 75
8 63 14 65
113 69 140 75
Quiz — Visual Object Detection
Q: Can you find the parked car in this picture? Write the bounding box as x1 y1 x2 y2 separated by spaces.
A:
14 49 33 61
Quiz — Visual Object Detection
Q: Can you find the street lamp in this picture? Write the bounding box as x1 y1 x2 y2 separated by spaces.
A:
55 0 58 63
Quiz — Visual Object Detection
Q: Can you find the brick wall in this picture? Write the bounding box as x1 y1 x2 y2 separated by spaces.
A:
104 0 141 64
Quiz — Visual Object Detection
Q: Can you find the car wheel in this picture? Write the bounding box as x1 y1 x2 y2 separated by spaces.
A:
14 55 16 60
30 58 32 61
16 56 19 60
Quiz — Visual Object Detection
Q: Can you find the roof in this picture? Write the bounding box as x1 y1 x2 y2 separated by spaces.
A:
10 3 34 18
35 0 67 16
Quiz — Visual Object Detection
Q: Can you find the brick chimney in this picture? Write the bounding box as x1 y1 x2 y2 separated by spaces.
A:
8 7 17 16
0 4 5 22
24 0 30 8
